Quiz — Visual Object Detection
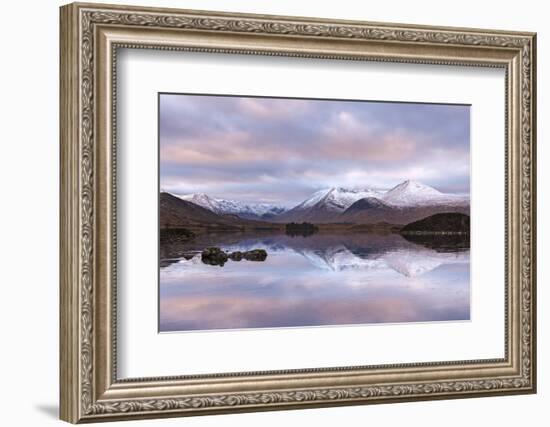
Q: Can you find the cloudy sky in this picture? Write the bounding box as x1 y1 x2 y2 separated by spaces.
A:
160 94 470 207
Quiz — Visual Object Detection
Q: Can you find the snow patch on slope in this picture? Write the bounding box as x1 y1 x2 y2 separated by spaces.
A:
294 187 385 212
179 193 286 217
177 179 469 220
381 180 468 207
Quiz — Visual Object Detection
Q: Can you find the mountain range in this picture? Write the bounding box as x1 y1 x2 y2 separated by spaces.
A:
170 180 469 225
160 192 282 232
179 193 286 220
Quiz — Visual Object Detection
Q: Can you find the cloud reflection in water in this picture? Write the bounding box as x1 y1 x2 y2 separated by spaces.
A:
160 234 470 332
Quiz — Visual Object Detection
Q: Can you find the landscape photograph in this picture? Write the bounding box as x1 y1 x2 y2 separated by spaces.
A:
159 93 471 332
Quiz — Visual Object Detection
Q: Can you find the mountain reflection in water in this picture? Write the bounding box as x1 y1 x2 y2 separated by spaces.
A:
160 233 470 332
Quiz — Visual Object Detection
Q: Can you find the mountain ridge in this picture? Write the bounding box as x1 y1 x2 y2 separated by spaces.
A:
178 193 287 220
382 180 468 207
171 180 469 225
160 192 283 232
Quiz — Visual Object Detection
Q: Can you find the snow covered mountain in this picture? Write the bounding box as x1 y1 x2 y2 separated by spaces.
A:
381 180 468 207
296 187 384 212
178 193 287 220
275 187 385 223
176 180 469 224
274 181 468 223
178 193 219 212
336 181 469 224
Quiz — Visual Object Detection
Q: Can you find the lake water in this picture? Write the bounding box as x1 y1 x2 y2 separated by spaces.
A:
159 233 470 332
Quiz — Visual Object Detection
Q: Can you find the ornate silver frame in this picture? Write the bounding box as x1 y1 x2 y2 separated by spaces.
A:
60 2 537 423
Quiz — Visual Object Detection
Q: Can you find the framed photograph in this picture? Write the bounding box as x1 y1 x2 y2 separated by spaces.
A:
60 2 537 423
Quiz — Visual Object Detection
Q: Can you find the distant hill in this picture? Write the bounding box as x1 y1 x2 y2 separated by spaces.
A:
345 196 392 212
339 199 469 225
400 213 470 234
178 193 287 220
338 197 395 223
161 192 235 227
160 192 282 233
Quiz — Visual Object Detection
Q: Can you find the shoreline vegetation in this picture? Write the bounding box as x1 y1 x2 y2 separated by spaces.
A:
160 213 470 265
159 221 403 243
285 222 319 237
399 212 469 234
160 213 470 242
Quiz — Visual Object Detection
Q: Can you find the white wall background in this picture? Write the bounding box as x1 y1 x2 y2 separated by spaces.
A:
0 0 545 426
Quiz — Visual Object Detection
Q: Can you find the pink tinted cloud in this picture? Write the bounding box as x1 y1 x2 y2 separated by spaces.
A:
159 94 470 197
237 97 312 120
161 113 425 167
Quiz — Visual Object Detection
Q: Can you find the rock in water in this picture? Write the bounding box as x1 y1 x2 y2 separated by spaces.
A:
201 247 229 266
243 249 267 261
201 247 267 265
229 251 243 261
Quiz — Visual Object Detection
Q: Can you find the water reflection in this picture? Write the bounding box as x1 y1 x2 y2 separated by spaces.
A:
160 233 470 332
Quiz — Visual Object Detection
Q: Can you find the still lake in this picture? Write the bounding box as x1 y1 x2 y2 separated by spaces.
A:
159 233 470 332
